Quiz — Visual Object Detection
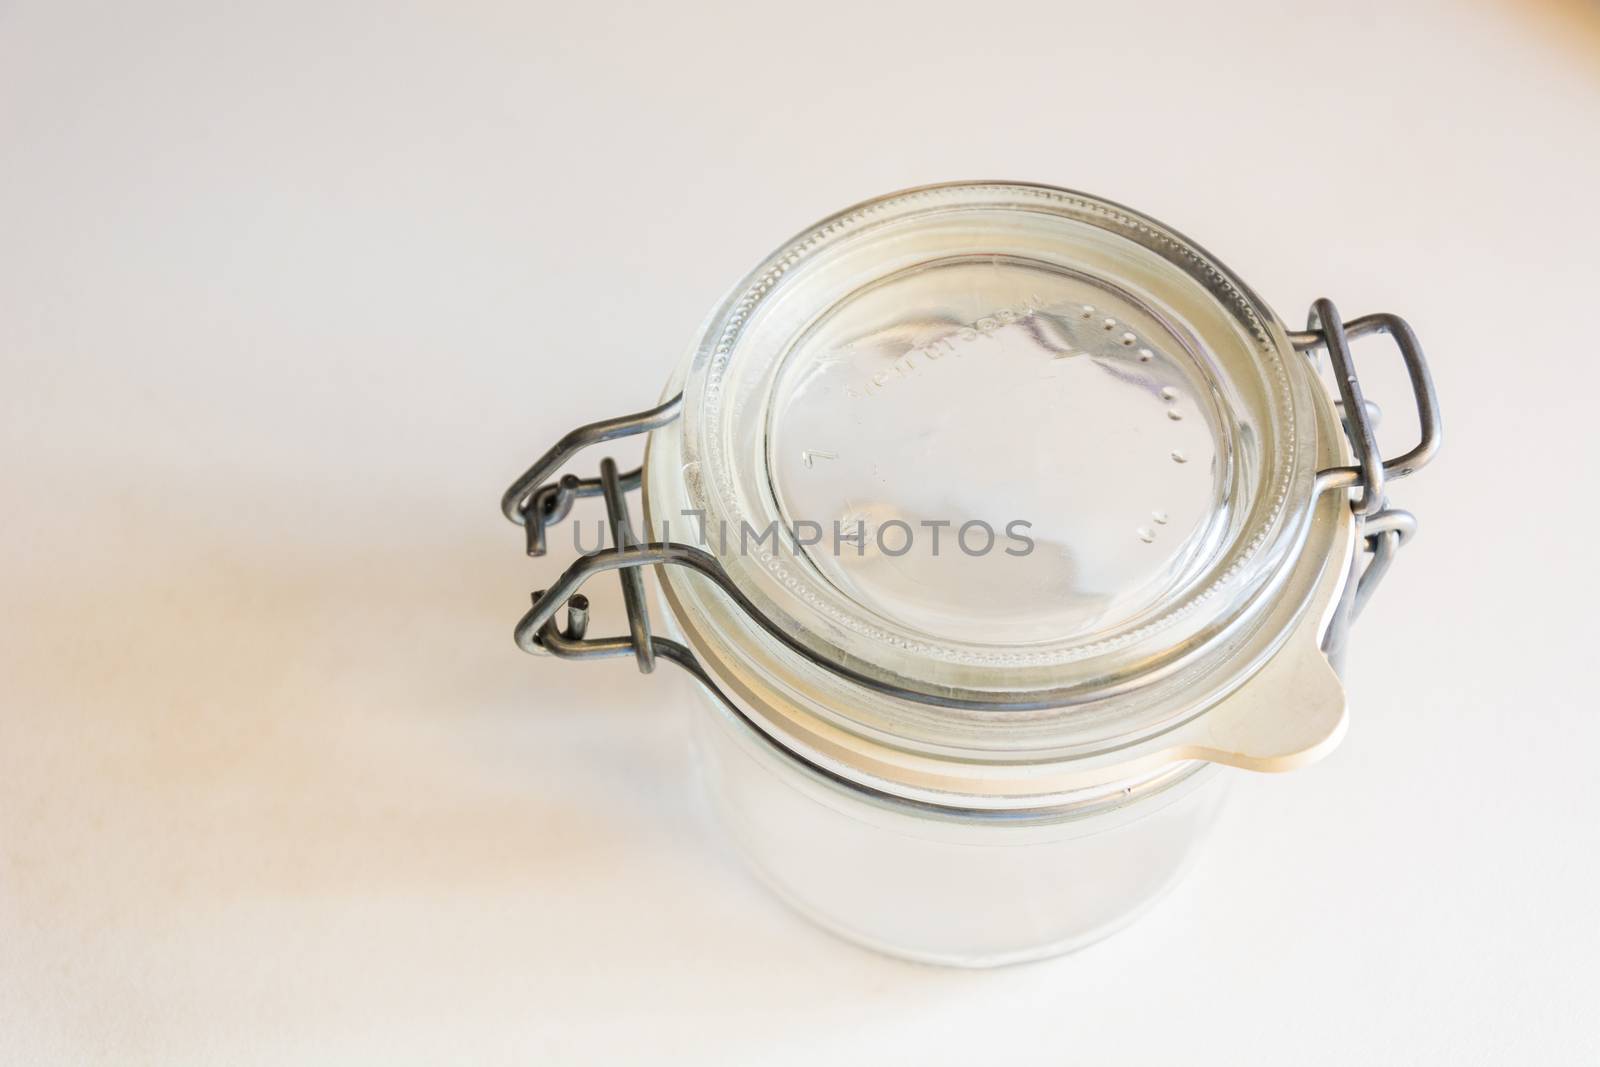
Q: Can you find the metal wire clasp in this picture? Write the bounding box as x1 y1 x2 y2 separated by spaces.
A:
501 298 1441 689
1290 299 1442 664
500 394 682 556
499 396 687 677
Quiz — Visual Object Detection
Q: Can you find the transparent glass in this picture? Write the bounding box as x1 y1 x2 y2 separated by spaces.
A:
637 183 1352 965
690 686 1228 967
676 183 1321 709
765 254 1228 648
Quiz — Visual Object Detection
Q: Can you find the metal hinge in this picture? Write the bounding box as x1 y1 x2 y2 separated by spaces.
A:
1289 299 1442 666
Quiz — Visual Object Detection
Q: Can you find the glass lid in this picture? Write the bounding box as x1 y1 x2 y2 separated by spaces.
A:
668 183 1323 708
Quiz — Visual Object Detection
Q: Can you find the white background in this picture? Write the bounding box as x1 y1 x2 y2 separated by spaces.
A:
3 1 1597 1063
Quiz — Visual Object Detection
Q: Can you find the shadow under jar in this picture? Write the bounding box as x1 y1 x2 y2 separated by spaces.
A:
501 182 1441 967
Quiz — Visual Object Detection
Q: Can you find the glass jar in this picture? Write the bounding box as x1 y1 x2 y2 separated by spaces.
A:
500 182 1441 966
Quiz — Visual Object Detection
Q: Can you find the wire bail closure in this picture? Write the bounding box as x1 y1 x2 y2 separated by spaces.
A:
502 297 1440 691
500 397 678 677
1289 299 1442 666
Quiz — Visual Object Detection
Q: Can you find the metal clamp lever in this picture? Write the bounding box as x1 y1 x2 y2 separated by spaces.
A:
499 393 683 556
510 443 749 723
1290 299 1442 663
1291 299 1441 515
520 454 705 684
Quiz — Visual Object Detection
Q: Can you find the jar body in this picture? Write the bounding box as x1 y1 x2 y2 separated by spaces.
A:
688 684 1229 967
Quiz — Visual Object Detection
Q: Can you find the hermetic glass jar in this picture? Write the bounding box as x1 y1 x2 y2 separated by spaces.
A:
500 182 1441 967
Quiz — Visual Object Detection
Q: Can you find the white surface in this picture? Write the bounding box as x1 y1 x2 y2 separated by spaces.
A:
2 1 1597 1062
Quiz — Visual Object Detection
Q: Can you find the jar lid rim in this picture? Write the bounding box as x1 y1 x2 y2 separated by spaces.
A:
663 182 1334 711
